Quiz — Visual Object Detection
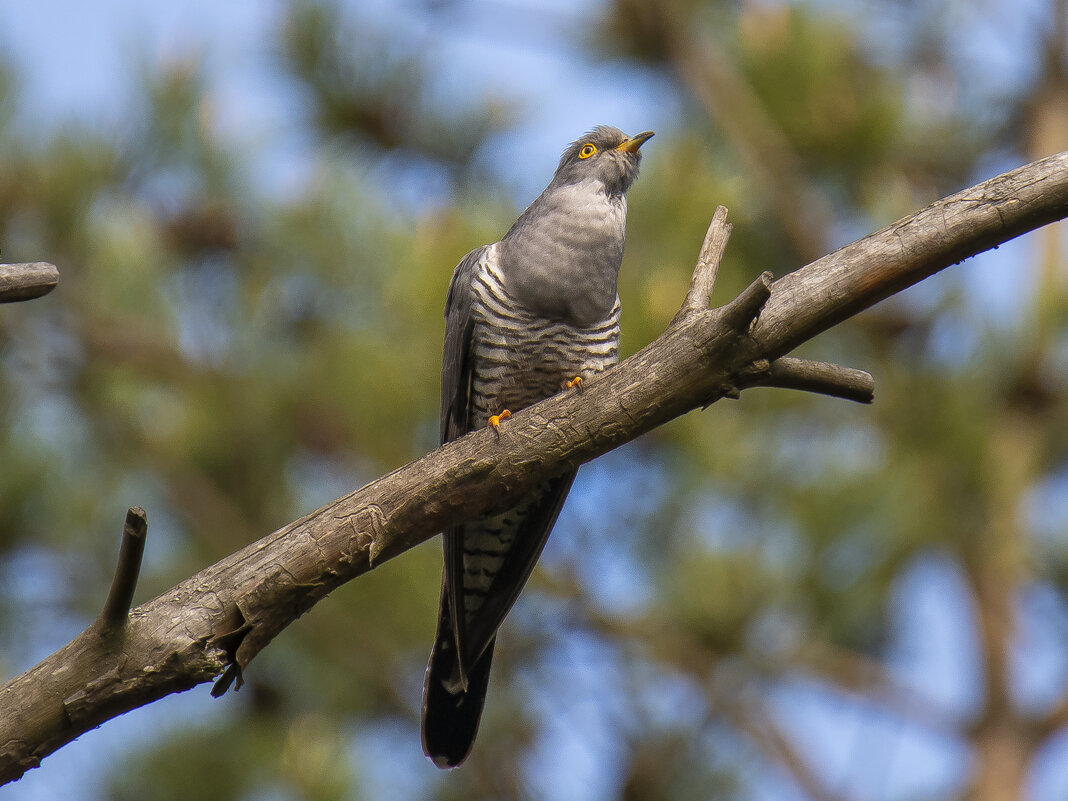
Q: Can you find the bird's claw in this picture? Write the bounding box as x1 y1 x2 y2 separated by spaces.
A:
489 410 511 438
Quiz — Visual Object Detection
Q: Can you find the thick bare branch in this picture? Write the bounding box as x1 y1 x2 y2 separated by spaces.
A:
2 152 1067 784
752 152 1068 354
0 263 60 303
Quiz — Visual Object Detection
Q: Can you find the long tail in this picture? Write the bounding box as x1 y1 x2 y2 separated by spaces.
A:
422 619 496 768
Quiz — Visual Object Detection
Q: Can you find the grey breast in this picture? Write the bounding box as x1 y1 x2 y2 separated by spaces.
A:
499 175 628 327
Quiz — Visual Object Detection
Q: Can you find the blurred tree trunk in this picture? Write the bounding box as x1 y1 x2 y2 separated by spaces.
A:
966 6 1068 799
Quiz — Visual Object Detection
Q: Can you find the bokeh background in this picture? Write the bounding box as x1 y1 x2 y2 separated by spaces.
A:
1 0 1067 799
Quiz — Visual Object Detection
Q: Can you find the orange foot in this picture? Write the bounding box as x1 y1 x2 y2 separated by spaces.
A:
488 410 511 438
565 376 583 391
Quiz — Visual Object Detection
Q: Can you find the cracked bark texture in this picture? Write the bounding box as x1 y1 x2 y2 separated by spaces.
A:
0 263 59 303
1 151 1067 784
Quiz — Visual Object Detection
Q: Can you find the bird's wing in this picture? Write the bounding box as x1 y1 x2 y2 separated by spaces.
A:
440 246 485 445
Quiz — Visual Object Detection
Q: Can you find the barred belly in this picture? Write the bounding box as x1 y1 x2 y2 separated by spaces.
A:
457 249 620 622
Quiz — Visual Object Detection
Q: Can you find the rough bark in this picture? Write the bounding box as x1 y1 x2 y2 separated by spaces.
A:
0 263 59 303
1 151 1067 784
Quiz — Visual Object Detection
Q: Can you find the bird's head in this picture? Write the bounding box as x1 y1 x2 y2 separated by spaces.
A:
552 126 655 195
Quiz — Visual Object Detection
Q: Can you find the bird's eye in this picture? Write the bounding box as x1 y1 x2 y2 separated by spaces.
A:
578 143 597 159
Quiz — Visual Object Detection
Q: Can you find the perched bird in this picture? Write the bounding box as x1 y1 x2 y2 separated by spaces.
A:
422 126 654 767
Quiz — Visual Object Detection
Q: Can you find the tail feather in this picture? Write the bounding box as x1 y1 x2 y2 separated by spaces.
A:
422 630 496 768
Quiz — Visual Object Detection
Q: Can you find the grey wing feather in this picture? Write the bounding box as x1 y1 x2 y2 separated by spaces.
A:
440 246 486 445
437 244 486 685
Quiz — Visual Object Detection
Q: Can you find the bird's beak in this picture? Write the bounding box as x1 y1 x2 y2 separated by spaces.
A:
614 131 655 153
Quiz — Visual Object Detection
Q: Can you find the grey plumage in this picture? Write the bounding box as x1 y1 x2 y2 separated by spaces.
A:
422 126 653 768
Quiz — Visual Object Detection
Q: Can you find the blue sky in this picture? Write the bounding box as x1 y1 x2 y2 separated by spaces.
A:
0 0 680 203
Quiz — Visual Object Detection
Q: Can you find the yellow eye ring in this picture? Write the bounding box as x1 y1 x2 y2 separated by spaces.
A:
578 143 597 159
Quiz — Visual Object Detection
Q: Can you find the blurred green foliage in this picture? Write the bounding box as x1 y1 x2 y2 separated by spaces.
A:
1 1 1067 799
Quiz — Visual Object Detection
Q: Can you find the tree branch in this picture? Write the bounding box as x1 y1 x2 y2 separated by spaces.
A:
748 357 875 404
101 508 149 629
676 204 732 319
713 688 845 801
2 152 1067 784
0 263 60 303
1035 687 1068 741
749 153 1068 355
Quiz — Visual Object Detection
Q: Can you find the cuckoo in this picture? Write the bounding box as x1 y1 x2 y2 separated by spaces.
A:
422 126 654 767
